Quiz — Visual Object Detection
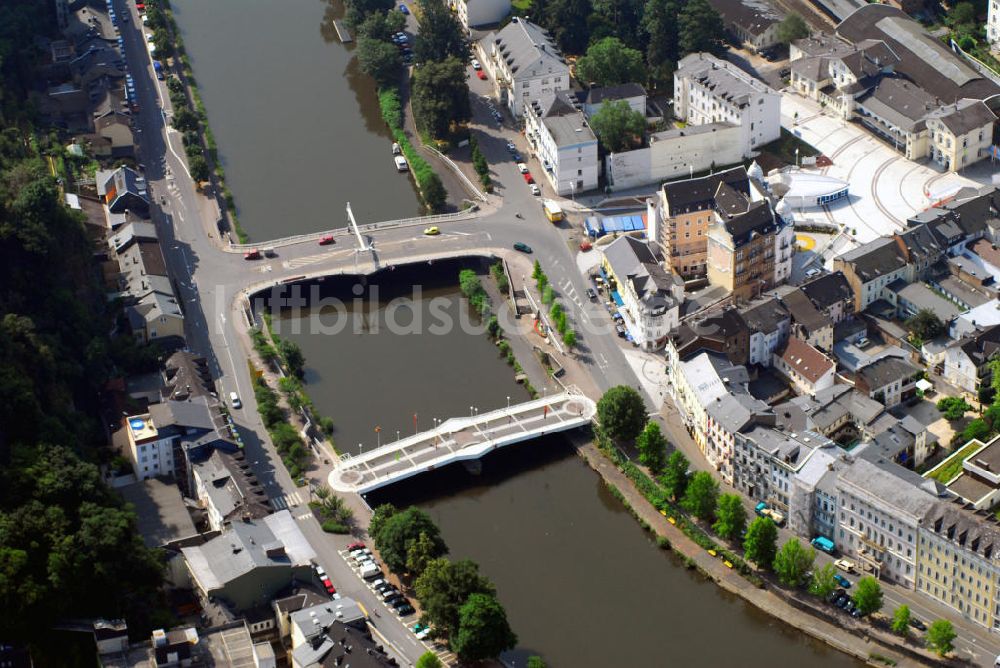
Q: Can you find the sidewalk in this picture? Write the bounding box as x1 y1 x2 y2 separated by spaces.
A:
569 434 936 667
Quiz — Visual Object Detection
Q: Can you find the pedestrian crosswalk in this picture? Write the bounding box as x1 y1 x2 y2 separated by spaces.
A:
270 490 303 510
282 249 349 270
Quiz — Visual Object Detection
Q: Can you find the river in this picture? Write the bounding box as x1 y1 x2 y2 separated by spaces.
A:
180 2 862 662
170 0 420 240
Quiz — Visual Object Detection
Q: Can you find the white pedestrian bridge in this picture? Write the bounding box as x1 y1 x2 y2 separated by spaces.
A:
327 391 597 494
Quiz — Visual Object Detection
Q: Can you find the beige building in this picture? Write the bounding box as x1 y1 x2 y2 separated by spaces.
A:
705 199 793 302
918 502 1000 630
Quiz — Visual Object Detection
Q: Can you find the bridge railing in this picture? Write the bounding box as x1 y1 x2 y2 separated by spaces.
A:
225 206 482 252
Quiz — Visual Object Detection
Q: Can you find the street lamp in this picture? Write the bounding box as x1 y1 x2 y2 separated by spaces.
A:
506 396 511 409
396 430 400 442
358 442 364 455
570 181 576 203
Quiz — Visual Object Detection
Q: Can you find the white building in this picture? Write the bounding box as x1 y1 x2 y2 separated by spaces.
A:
789 444 846 541
479 18 570 118
731 427 833 517
456 0 510 29
525 91 599 195
943 324 1000 395
705 393 774 484
836 455 945 588
740 297 790 367
773 337 836 397
675 352 750 453
674 52 781 152
991 0 1000 48
601 236 683 350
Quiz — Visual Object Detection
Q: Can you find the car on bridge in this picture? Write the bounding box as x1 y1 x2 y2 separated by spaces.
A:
423 226 440 235
243 249 261 260
513 242 532 253
318 235 336 245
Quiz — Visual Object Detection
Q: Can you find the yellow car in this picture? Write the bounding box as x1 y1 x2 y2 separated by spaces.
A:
424 226 440 236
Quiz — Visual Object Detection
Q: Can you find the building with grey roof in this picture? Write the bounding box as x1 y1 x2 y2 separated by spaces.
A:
706 0 784 53
480 18 569 117
601 236 683 350
789 442 850 540
836 454 949 586
855 354 922 407
162 351 216 402
98 166 149 215
706 392 775 483
833 237 910 312
182 510 316 611
580 82 647 118
289 599 392 668
524 90 598 195
867 414 935 468
887 281 963 322
674 52 780 151
740 297 790 366
193 449 271 531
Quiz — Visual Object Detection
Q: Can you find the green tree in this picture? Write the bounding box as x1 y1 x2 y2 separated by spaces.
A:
661 450 690 500
188 154 210 182
681 471 719 521
636 421 668 472
344 0 395 27
415 0 468 63
277 338 305 378
891 605 911 637
642 0 679 87
937 396 971 421
678 0 726 56
925 619 956 656
452 593 518 662
776 13 809 44
951 1 977 25
596 385 647 441
171 105 199 132
590 99 647 152
743 516 778 569
357 36 401 87
590 0 645 48
373 507 448 574
545 0 592 53
712 493 747 541
906 308 944 342
990 358 1000 399
414 558 496 635
962 418 990 443
527 657 547 668
562 329 577 348
809 563 838 599
412 57 471 138
406 531 440 577
356 10 406 40
985 403 1000 430
422 173 448 213
772 538 815 587
852 576 883 616
415 652 443 668
575 37 646 87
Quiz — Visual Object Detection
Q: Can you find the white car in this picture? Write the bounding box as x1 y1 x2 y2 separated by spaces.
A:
314 564 327 579
517 162 528 174
229 391 241 409
529 184 541 196
471 58 481 70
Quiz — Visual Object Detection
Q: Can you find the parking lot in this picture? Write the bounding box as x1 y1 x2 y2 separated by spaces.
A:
780 95 977 245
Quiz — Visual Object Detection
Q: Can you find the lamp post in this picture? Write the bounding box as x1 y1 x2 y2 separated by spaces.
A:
358 442 364 456
396 429 401 442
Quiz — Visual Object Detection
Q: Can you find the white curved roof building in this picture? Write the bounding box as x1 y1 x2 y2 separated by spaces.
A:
769 170 849 209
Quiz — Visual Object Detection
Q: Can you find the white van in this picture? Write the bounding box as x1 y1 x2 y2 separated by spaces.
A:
229 391 241 409
360 563 381 580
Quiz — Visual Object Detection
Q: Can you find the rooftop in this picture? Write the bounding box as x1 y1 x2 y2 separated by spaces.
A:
489 18 567 80
740 297 789 335
584 82 647 105
677 52 777 108
838 455 944 518
706 0 783 37
662 165 750 214
118 478 197 548
837 237 907 282
778 337 835 385
856 354 920 389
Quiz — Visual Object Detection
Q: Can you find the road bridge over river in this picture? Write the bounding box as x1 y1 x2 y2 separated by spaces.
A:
328 391 596 494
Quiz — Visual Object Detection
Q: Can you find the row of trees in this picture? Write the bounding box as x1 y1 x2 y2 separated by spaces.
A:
595 385 960 657
533 260 578 348
411 0 471 139
369 505 517 662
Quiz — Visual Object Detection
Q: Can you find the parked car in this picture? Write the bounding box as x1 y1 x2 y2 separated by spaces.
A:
322 578 336 594
318 235 335 246
834 558 857 573
390 597 412 610
314 564 327 579
423 226 440 235
910 618 927 632
505 141 516 153
382 590 403 602
835 594 849 609
243 249 261 260
586 288 597 301
833 574 852 588
522 172 534 184
517 163 529 174
471 58 481 70
512 151 522 162
851 607 865 618
805 268 821 278
530 184 541 196
347 541 366 551
371 579 390 591
399 3 409 13
580 240 593 252
826 588 846 604
477 70 487 80
396 603 416 616
513 242 532 253
229 391 241 409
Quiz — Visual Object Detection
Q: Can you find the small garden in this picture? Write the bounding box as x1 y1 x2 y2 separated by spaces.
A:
310 486 354 534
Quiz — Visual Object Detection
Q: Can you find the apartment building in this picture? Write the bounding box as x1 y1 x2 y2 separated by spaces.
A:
705 198 793 302
672 352 750 452
740 297 790 366
524 91 599 195
918 502 1000 630
833 238 909 312
456 0 510 29
674 52 781 151
480 18 570 118
773 337 836 397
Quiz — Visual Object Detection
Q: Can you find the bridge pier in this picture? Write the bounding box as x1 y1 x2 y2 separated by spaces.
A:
461 459 483 476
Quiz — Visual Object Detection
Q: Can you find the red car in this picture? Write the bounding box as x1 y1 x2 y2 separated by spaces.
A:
322 578 336 594
580 240 593 251
347 541 366 551
136 2 145 10
522 172 534 184
477 70 487 80
318 235 336 246
243 249 261 260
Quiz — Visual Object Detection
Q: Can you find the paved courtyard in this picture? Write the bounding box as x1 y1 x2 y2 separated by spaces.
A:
780 95 979 245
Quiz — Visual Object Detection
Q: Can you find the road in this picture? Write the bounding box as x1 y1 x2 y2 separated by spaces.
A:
112 2 650 664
